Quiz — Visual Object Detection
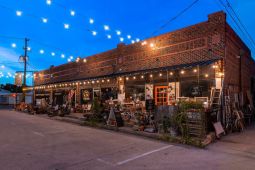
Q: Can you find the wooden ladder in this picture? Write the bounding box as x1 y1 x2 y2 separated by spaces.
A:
210 88 222 109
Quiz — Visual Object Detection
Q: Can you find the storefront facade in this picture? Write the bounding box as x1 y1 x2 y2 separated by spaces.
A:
31 11 255 112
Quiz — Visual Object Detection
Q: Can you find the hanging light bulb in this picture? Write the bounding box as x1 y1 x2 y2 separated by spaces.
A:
27 47 31 51
159 73 162 77
180 70 185 74
133 76 136 80
67 58 71 62
42 17 48 23
193 69 197 73
70 10 75 16
16 10 22 16
104 25 110 31
116 30 121 35
141 75 144 79
11 43 16 48
107 35 112 39
89 18 94 24
126 77 129 80
51 52 55 56
136 38 140 42
64 23 70 29
61 54 65 58
120 37 124 42
39 49 44 54
150 74 153 78
127 35 131 39
150 43 155 48
131 40 135 44
170 72 173 76
141 41 147 46
205 74 209 78
83 58 87 63
46 0 52 5
92 31 97 36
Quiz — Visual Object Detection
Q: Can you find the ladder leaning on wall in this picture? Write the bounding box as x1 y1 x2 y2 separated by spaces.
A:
210 87 223 121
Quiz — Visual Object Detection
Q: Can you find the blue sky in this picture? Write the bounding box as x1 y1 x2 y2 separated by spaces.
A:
0 0 254 85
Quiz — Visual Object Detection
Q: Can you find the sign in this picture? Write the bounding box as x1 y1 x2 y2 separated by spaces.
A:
145 84 153 100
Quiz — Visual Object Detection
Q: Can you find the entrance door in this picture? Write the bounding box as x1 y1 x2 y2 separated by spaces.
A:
155 86 168 105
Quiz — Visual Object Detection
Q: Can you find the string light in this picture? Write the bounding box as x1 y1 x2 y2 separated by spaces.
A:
64 23 70 29
159 73 162 77
150 74 153 78
61 54 65 58
89 18 94 24
119 78 122 81
120 37 124 42
116 30 121 35
104 25 110 31
42 18 48 23
133 76 136 80
170 72 173 76
180 70 185 74
51 52 55 56
141 75 144 79
46 0 52 5
127 35 131 39
136 38 140 42
92 31 97 36
126 77 129 80
70 10 75 16
67 58 71 62
39 49 44 54
107 35 112 39
150 43 155 48
27 47 31 51
11 43 16 48
142 41 147 46
107 79 110 82
16 10 22 16
83 58 87 63
205 74 209 78
131 40 135 44
193 69 197 73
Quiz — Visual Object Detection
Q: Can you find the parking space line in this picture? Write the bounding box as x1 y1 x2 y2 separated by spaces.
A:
116 145 173 166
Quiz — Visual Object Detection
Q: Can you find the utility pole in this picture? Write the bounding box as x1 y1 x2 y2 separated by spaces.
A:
22 38 29 102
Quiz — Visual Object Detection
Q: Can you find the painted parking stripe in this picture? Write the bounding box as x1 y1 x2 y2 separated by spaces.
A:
116 145 173 166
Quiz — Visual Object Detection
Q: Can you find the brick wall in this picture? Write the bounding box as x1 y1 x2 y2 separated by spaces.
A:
35 11 253 90
225 23 255 94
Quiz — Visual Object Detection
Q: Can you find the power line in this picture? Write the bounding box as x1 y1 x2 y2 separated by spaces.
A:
218 0 255 51
225 0 255 49
150 0 200 36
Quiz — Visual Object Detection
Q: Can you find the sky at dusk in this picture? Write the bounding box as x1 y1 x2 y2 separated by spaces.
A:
0 0 254 85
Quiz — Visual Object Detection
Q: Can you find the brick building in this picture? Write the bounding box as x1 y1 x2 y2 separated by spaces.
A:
32 11 255 110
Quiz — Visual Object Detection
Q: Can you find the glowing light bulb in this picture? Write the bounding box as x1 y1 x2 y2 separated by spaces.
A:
64 24 70 29
170 72 173 76
27 47 31 51
67 58 71 62
205 74 209 78
180 70 185 74
141 75 144 79
89 18 94 24
131 40 135 44
70 10 75 16
61 54 65 58
92 31 97 36
159 73 162 77
127 35 131 39
39 49 44 54
120 37 124 42
116 30 121 35
136 38 140 42
193 69 197 73
70 56 74 59
150 43 154 48
11 43 16 48
16 10 22 16
51 52 55 56
107 35 112 39
104 25 110 31
83 59 87 63
46 0 52 5
42 17 48 23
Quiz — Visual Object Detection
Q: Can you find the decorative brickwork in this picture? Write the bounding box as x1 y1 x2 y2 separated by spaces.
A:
34 11 255 95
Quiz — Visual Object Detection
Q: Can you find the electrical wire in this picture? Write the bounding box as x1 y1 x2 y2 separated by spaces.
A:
225 0 255 49
218 0 255 51
150 0 200 37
